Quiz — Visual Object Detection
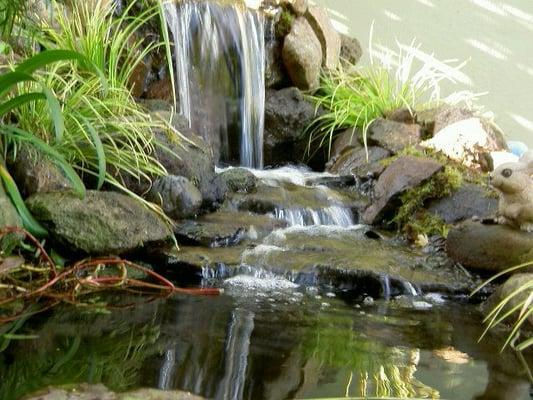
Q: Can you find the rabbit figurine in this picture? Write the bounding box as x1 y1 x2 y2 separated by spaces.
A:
490 160 533 232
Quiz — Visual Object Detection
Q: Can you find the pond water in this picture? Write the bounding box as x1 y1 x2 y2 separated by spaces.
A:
313 0 533 148
0 285 530 400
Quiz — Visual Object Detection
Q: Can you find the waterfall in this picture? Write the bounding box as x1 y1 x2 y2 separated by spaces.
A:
164 0 265 168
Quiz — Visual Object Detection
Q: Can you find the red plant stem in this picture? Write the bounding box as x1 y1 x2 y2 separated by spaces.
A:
0 226 56 277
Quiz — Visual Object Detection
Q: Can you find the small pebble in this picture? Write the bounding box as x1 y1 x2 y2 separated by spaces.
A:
413 301 432 310
363 296 374 306
325 292 336 298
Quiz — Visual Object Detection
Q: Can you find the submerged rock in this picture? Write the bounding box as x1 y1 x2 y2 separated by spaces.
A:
263 87 318 165
427 183 498 223
282 17 322 90
447 221 533 272
147 175 202 220
174 211 287 247
26 191 172 255
362 156 443 224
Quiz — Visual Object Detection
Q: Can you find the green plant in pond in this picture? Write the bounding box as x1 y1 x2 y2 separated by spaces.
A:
306 35 471 158
472 261 533 383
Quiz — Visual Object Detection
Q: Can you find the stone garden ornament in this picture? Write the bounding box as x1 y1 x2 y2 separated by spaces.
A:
490 150 533 232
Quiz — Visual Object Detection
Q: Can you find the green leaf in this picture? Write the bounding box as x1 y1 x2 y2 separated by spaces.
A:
41 86 64 143
0 92 45 117
0 71 36 98
79 115 106 190
0 163 48 238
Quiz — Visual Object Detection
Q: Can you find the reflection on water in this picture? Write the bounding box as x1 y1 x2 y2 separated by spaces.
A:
313 0 533 147
0 291 530 400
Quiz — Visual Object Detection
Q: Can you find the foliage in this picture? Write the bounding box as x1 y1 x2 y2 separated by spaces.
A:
392 165 463 238
0 0 27 40
306 38 470 158
472 262 533 382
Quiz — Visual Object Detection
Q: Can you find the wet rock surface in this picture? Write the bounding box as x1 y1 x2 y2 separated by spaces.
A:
427 183 498 223
447 221 533 272
218 168 258 193
363 156 444 224
263 87 317 165
327 146 390 177
282 17 322 90
174 211 287 247
26 191 172 255
147 175 202 220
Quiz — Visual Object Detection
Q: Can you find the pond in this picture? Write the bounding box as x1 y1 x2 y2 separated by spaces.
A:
313 0 533 148
0 282 530 400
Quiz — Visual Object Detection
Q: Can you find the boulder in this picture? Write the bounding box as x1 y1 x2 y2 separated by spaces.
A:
219 168 258 193
367 118 422 154
433 106 475 134
484 273 533 330
288 0 308 15
151 112 227 208
362 156 443 224
421 118 505 168
329 127 362 159
446 221 533 272
26 191 172 255
327 146 390 178
8 145 73 198
427 183 498 223
144 76 174 103
263 87 318 165
282 17 322 90
264 18 290 89
340 34 362 66
147 175 202 220
304 6 341 70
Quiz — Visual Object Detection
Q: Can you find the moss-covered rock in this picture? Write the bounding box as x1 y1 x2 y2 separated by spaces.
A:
26 191 172 255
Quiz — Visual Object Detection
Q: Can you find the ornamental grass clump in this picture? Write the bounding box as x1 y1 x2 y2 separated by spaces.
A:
307 34 472 157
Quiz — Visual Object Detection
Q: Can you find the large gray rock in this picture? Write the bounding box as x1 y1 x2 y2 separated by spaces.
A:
340 33 362 66
427 183 498 223
367 118 422 154
26 191 172 255
282 17 322 90
147 175 202 220
151 113 227 208
264 87 318 165
8 145 73 198
362 156 443 224
447 221 533 272
304 6 341 70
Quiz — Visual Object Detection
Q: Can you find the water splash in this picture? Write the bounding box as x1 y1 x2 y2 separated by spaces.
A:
164 0 265 168
273 206 354 227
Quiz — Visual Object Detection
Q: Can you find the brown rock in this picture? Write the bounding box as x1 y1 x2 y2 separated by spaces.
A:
340 33 362 66
305 6 341 70
328 146 390 177
362 156 443 224
282 17 322 90
367 118 422 154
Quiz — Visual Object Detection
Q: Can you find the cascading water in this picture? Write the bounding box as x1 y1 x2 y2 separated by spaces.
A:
164 0 265 168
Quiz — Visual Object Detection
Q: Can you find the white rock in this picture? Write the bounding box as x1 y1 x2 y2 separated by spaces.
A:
489 151 519 170
421 118 492 167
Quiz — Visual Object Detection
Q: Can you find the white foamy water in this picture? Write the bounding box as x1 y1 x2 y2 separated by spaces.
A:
224 275 299 291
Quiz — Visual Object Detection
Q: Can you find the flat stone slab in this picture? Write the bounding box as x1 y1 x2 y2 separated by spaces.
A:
363 156 443 224
447 220 533 272
26 191 172 255
174 211 287 247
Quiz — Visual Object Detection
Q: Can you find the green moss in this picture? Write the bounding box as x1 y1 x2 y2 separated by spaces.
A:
390 166 463 238
275 8 295 39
